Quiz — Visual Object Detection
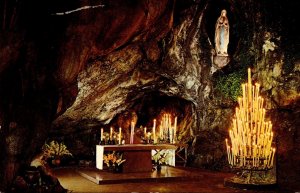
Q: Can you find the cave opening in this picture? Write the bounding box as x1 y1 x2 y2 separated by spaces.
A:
41 92 195 169
111 92 195 144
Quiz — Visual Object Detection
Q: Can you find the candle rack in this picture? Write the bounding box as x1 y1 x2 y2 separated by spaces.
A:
229 156 274 171
224 68 276 189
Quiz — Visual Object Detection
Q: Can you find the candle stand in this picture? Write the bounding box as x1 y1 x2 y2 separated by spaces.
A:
224 69 277 190
224 157 277 190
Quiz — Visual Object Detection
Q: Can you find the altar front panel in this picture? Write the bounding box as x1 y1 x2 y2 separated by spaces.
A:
96 144 177 173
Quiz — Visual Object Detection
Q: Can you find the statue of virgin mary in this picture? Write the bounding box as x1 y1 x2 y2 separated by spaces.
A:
215 9 229 56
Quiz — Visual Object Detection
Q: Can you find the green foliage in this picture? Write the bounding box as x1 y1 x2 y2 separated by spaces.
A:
215 70 245 101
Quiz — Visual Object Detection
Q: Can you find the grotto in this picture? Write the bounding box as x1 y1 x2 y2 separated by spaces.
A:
0 0 299 192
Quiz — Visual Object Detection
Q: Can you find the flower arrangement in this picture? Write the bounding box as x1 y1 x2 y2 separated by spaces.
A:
42 140 73 159
152 151 171 165
103 151 126 168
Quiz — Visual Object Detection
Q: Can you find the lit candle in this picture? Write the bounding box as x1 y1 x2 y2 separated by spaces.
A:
262 109 265 126
110 127 113 140
101 128 104 141
265 149 270 168
247 129 251 147
248 68 252 104
234 118 238 139
242 84 246 114
165 114 168 140
252 85 255 112
244 142 247 158
255 83 260 123
130 121 135 144
174 116 177 143
257 115 261 137
238 97 241 108
265 133 270 155
270 148 275 167
164 114 167 130
153 119 156 143
162 115 166 139
169 128 173 144
228 146 232 165
261 98 264 111
243 153 246 166
233 149 236 166
229 130 233 143
225 139 230 164
119 127 122 145
159 125 162 140
144 127 147 137
253 145 258 167
168 114 172 130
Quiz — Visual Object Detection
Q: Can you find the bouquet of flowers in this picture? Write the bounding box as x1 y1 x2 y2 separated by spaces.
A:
152 151 171 165
103 151 126 167
42 140 72 159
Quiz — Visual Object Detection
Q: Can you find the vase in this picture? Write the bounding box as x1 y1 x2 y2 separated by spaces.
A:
113 165 123 173
52 158 61 166
156 164 162 172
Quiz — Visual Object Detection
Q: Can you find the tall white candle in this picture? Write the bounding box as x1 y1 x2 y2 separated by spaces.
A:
153 119 156 143
101 128 104 141
248 68 252 103
168 114 171 129
174 116 177 143
119 127 122 145
270 148 275 167
159 125 162 140
130 121 135 144
225 139 230 163
110 127 113 140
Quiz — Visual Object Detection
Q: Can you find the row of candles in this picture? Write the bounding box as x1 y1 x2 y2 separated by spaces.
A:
159 113 177 143
100 113 178 145
138 113 177 144
226 68 276 170
100 127 124 145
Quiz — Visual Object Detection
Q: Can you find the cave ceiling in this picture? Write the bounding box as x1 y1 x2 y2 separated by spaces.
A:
52 0 204 131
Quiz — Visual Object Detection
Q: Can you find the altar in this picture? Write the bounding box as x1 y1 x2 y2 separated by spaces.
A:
96 144 177 173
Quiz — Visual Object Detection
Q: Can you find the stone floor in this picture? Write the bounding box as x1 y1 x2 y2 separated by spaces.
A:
76 166 203 185
53 166 293 193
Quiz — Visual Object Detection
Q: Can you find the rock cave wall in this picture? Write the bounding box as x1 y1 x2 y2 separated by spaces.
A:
0 0 299 191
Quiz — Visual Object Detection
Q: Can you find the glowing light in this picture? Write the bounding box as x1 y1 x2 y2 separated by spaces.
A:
226 68 275 170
